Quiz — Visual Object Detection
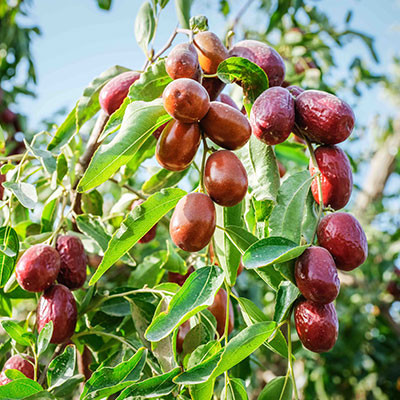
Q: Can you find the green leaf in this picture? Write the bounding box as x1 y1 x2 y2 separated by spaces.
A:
142 168 188 194
90 188 186 285
22 391 56 400
175 0 193 28
47 105 77 152
269 170 313 244
221 378 248 400
214 204 243 286
47 345 76 390
0 295 12 317
50 375 84 397
25 141 56 174
81 348 146 400
301 190 318 243
159 241 187 274
82 190 103 216
135 2 156 56
258 376 292 400
75 214 110 252
217 57 269 103
3 182 37 209
129 59 173 102
37 321 53 356
0 378 43 399
124 134 157 177
238 136 280 202
0 227 19 287
145 265 224 342
243 236 308 269
223 225 258 254
41 198 58 233
1 320 32 346
4 369 27 381
56 153 68 183
273 281 300 323
98 97 130 141
97 0 112 10
116 367 181 400
189 15 209 32
77 99 169 192
275 141 308 166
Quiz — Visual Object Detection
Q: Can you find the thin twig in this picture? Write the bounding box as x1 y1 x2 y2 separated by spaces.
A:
151 25 179 63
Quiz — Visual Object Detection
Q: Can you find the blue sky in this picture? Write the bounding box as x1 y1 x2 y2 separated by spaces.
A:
15 0 400 130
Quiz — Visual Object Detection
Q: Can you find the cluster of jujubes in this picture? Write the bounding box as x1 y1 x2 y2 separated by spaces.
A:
161 33 250 254
14 235 87 344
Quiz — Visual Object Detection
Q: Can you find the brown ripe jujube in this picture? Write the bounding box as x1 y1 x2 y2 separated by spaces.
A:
176 320 191 353
204 150 248 207
56 235 87 290
0 355 34 385
37 284 77 344
168 266 195 286
131 199 157 243
229 40 285 87
163 78 210 123
16 244 60 292
294 299 338 353
0 172 5 200
317 212 368 271
309 145 353 210
250 87 295 145
156 120 201 171
153 121 168 140
166 43 201 81
208 289 234 337
200 101 251 150
217 93 239 110
170 193 216 252
194 31 228 74
202 77 226 101
295 90 355 145
99 71 140 115
295 246 340 304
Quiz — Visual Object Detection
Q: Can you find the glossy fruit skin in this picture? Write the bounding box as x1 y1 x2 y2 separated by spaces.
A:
163 78 210 123
168 266 195 286
56 235 87 290
166 43 201 81
250 87 295 145
229 40 285 87
16 244 60 292
202 77 226 101
0 355 34 385
217 93 239 110
176 320 191 353
294 299 338 353
37 284 77 344
295 246 340 304
295 90 355 145
317 213 368 271
156 120 201 171
204 150 248 207
287 85 304 98
170 193 216 252
200 101 251 150
309 145 353 210
208 289 234 337
194 31 228 74
131 200 158 243
99 71 140 115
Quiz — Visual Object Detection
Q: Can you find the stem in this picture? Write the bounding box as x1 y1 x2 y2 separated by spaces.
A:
287 319 299 400
151 25 179 63
31 346 38 382
74 330 137 352
110 178 147 199
0 154 34 162
223 284 232 346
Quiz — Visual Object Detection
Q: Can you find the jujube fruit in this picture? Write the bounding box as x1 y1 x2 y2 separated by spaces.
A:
99 71 140 115
309 145 353 210
176 320 191 353
204 150 248 207
200 101 251 150
156 120 201 171
163 78 210 123
170 193 216 252
131 199 158 243
166 43 201 81
56 235 87 290
168 266 195 286
295 90 355 145
0 172 5 200
0 355 34 386
317 212 368 271
229 40 285 87
208 289 234 337
250 87 295 145
295 246 340 304
37 284 77 344
15 244 60 292
202 76 226 101
294 299 338 353
194 31 228 74
217 93 239 110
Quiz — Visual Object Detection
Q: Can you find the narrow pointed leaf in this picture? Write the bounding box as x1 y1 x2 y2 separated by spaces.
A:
0 227 19 287
0 378 43 399
258 376 292 400
273 281 300 323
47 345 76 389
